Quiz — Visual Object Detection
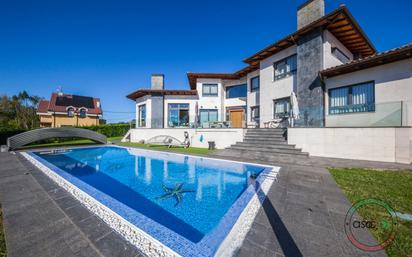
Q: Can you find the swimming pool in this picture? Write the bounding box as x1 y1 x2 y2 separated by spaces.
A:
23 146 279 257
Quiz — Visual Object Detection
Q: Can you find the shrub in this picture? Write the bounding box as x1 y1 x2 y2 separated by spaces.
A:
0 128 27 145
76 124 130 137
0 124 130 145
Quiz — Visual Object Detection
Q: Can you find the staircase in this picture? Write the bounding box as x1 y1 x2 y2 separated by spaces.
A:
215 128 310 164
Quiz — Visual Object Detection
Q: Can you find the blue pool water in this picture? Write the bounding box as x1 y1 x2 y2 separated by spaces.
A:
33 146 268 246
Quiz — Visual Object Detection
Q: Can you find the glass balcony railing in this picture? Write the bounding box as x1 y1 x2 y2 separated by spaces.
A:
329 103 376 115
325 101 409 127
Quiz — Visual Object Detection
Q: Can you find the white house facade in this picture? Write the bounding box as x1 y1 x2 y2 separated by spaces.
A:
125 0 412 163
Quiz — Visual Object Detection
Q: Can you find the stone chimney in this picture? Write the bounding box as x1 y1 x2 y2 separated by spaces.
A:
151 74 164 90
297 0 325 29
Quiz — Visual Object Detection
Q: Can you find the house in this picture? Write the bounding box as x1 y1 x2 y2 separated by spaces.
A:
126 0 412 163
128 0 411 130
37 92 103 127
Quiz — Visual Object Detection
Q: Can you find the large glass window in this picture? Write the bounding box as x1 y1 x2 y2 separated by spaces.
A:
250 76 260 92
138 104 146 127
274 54 297 80
199 109 218 124
168 103 189 127
251 106 260 122
273 98 290 119
329 82 375 115
226 84 247 98
202 84 218 96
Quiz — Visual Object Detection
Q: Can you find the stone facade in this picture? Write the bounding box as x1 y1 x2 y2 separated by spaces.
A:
296 28 324 127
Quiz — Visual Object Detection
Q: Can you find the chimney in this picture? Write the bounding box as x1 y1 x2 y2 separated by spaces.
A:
151 74 164 90
297 0 325 29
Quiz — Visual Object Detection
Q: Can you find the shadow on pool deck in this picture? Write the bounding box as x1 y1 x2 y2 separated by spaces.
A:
255 180 303 257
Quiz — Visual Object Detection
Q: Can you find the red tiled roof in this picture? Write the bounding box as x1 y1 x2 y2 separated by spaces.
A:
321 43 412 78
126 89 197 101
37 100 50 113
37 93 102 115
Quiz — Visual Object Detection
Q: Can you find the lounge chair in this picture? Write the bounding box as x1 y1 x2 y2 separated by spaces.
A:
146 133 190 148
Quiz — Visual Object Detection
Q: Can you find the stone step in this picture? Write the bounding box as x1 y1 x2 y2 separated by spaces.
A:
245 134 285 139
246 128 285 132
243 137 287 144
228 145 307 155
245 132 285 136
215 149 310 164
234 142 296 149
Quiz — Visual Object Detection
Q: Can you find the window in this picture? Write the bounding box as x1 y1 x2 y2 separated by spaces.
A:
67 107 75 117
202 84 218 96
199 109 218 124
168 103 189 127
273 98 290 119
226 84 247 98
250 76 260 92
79 108 87 118
329 82 375 115
274 54 297 80
332 47 350 63
138 104 146 127
251 106 260 122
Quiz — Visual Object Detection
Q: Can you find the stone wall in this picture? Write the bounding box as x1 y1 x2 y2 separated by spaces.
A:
296 28 324 127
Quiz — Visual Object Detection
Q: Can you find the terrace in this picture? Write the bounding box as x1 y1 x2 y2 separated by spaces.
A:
0 136 411 257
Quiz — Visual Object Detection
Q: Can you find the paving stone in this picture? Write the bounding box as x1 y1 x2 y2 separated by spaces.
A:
65 204 93 223
78 215 113 243
94 232 143 257
55 195 81 210
48 187 72 200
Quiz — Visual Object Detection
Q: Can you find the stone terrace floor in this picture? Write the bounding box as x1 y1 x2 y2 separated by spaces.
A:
0 147 411 257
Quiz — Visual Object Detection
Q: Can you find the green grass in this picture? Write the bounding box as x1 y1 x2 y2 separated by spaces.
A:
329 168 412 257
117 141 212 155
21 136 123 149
0 208 6 257
20 136 212 155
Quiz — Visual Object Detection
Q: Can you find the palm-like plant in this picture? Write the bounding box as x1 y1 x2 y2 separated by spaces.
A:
157 183 195 207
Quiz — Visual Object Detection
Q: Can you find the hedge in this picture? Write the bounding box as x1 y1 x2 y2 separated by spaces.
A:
0 129 27 145
0 124 130 145
76 124 130 137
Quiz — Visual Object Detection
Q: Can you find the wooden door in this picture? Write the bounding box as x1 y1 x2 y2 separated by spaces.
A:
229 110 244 128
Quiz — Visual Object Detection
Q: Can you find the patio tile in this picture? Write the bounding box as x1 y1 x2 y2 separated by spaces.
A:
94 231 144 257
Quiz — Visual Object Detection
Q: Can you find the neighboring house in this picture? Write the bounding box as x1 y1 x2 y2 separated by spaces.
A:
37 92 103 127
127 0 411 129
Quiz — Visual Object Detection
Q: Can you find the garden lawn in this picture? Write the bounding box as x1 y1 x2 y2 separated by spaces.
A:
0 207 6 257
117 141 211 155
329 168 412 257
21 137 123 149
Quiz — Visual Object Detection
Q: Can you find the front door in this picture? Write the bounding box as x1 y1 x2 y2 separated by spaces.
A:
229 110 244 128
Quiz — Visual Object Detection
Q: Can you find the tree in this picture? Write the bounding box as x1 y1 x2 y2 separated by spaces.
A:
0 91 41 130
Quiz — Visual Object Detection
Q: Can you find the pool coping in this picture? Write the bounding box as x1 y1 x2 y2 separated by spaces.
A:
21 145 280 257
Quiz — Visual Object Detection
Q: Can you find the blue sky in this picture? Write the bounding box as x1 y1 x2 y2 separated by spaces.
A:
1 0 411 123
